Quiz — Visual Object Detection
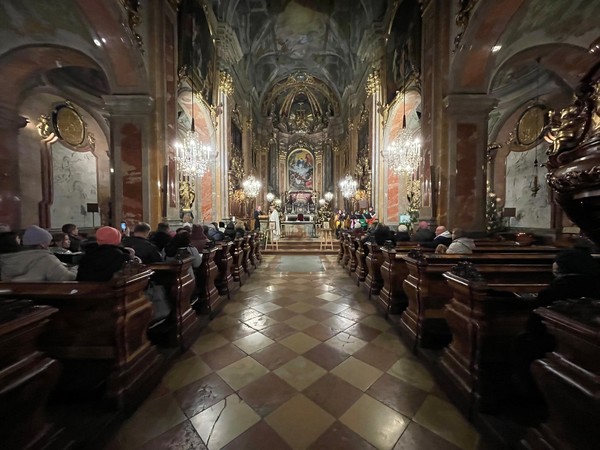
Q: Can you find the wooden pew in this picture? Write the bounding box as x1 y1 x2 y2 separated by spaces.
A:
0 266 162 409
439 263 548 416
354 240 369 285
253 231 262 265
379 247 410 315
230 237 245 286
348 235 360 276
242 234 254 277
364 242 384 298
195 247 221 317
337 232 345 263
401 250 555 350
214 241 235 298
0 300 61 449
146 256 203 350
525 304 600 450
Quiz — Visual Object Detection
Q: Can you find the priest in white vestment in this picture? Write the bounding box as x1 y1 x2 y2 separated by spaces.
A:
269 206 281 241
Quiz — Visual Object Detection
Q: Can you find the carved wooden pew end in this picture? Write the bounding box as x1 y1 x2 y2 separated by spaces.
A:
0 266 162 409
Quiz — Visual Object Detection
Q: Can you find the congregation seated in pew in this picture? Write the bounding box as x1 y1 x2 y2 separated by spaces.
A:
0 225 76 281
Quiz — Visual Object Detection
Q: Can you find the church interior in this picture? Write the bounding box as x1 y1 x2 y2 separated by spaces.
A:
1 0 600 449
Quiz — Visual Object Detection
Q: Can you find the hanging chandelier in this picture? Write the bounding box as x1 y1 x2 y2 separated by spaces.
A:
383 130 421 175
242 175 261 198
339 175 358 199
176 15 213 178
324 191 334 202
266 192 275 203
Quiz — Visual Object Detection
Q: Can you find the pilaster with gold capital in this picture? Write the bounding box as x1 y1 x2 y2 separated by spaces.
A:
0 105 28 228
442 93 498 231
102 94 155 225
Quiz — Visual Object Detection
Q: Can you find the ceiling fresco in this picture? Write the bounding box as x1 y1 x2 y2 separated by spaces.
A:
210 0 388 101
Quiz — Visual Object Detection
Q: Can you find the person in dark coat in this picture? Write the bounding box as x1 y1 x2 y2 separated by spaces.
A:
189 224 208 252
62 223 83 252
253 205 262 230
514 248 600 397
149 222 172 253
76 226 131 282
410 221 435 242
224 222 237 241
395 224 410 242
122 222 163 264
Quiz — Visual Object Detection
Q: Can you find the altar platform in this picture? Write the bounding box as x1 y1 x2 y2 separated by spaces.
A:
262 237 338 255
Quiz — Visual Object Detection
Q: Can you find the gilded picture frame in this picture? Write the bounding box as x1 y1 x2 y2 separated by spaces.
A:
516 104 548 147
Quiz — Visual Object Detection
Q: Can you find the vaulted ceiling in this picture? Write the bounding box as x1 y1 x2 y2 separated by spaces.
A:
210 0 389 104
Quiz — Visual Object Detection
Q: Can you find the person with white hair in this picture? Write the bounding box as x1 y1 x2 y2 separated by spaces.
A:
395 224 410 242
0 225 77 281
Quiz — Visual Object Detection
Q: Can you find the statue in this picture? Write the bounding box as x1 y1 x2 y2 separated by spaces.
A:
179 180 195 211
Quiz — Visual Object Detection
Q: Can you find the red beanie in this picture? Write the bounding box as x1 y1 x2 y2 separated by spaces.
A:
96 226 122 246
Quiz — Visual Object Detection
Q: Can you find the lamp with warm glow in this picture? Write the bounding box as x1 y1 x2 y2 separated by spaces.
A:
242 175 261 198
339 175 358 199
324 191 334 202
266 192 275 203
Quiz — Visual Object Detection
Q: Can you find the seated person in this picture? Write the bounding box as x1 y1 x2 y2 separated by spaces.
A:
149 222 172 254
395 224 410 242
122 222 163 264
164 230 203 270
410 221 435 242
50 233 72 254
76 226 131 282
190 224 208 252
0 225 76 281
445 228 476 254
224 222 237 241
421 226 453 249
205 224 225 242
62 223 83 252
514 248 600 396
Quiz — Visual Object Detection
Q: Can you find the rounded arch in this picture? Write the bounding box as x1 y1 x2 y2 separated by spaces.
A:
383 89 422 148
176 87 216 151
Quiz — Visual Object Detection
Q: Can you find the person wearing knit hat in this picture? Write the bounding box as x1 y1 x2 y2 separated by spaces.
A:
76 226 132 282
22 225 53 248
0 225 76 281
95 226 123 246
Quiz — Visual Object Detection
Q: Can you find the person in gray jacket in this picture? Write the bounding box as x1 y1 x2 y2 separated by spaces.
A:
445 228 476 254
0 225 77 281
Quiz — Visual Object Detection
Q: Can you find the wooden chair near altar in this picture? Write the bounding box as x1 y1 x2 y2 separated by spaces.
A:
265 221 279 251
319 222 334 251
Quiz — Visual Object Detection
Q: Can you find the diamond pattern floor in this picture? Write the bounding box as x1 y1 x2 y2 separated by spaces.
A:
106 255 481 450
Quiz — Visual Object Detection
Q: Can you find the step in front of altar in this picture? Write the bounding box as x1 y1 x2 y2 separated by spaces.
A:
262 237 338 254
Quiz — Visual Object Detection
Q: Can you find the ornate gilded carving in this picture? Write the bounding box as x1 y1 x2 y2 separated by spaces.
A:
219 71 234 96
87 132 96 151
365 70 380 96
547 165 600 194
119 0 144 54
450 261 485 281
453 0 480 53
37 114 52 138
407 249 427 262
179 178 196 211
228 154 244 196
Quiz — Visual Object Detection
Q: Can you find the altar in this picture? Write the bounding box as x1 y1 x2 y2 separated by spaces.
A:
282 221 316 238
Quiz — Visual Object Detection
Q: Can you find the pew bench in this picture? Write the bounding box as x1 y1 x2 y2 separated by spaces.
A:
439 263 549 416
400 251 555 350
0 266 162 409
146 256 204 350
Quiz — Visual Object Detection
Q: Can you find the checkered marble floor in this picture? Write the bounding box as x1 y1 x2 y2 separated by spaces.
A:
106 255 481 450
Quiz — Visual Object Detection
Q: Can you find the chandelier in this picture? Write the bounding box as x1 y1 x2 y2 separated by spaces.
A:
266 192 275 203
339 175 358 199
324 191 334 202
383 130 421 175
242 175 261 198
176 16 214 178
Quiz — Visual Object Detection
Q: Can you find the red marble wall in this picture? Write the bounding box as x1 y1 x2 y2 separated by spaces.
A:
120 123 143 224
387 168 399 223
201 170 213 222
455 123 478 228
165 15 177 209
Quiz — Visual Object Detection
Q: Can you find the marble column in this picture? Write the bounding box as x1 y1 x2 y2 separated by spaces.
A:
367 71 384 220
443 94 497 231
420 0 451 223
215 72 233 220
102 95 154 226
0 105 27 229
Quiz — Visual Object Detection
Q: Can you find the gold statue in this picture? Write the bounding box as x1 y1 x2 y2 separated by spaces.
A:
179 180 195 210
